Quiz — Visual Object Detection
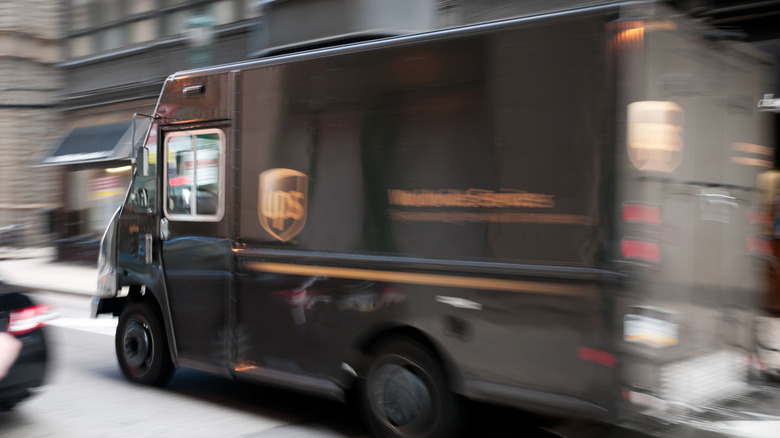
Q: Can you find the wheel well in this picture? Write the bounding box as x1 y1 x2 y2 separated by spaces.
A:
116 285 176 365
352 325 462 393
113 285 160 317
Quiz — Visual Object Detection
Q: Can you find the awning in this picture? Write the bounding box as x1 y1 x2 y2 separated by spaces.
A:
39 120 149 166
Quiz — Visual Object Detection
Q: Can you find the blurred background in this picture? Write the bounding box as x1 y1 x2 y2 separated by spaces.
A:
0 0 779 264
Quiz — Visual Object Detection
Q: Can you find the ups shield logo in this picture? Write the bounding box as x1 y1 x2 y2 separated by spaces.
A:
627 101 684 173
258 169 308 242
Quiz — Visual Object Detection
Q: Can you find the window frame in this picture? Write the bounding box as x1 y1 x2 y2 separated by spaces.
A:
162 128 226 222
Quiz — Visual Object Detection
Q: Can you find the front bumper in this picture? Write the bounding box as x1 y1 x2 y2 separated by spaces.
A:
90 296 120 318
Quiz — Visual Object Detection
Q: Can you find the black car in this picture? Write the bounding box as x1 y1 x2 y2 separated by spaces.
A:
0 283 51 410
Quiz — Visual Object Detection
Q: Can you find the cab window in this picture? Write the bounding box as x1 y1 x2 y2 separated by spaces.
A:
163 129 225 221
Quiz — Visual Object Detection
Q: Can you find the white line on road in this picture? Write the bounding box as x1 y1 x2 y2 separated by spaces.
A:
47 316 117 336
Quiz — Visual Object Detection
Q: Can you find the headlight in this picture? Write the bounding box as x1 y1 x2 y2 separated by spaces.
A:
96 207 120 297
96 264 118 298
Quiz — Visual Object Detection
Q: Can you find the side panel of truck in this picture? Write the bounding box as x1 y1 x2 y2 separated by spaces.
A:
232 11 619 416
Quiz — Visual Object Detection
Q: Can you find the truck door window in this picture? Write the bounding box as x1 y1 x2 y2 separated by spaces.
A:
163 129 225 221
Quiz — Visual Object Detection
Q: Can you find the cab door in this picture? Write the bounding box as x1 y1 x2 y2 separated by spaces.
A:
118 120 159 290
159 126 231 373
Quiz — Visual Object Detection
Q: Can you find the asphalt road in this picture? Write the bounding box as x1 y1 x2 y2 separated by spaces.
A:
8 290 776 438
0 291 566 438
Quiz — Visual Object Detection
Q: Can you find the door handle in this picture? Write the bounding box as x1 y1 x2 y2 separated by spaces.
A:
160 218 170 241
144 233 153 264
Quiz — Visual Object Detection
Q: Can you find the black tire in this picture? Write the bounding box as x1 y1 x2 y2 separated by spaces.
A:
115 300 174 386
0 393 28 411
360 338 460 438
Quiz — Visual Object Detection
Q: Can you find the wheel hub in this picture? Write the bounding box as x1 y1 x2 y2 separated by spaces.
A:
124 320 151 368
376 364 432 427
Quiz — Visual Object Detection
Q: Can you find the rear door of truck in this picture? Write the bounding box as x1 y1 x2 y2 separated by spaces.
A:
612 6 774 415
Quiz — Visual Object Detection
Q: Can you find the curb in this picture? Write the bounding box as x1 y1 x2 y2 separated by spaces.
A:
0 249 97 297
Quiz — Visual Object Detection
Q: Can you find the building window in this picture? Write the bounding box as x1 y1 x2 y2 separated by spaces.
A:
70 35 95 58
98 26 126 51
212 0 237 26
130 18 159 44
71 0 95 31
67 0 254 59
243 0 261 19
163 9 190 37
129 0 158 15
97 0 124 24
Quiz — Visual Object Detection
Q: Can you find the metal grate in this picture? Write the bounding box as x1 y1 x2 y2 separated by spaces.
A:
661 350 749 409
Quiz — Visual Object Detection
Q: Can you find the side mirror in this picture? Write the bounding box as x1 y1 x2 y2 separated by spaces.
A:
136 147 149 177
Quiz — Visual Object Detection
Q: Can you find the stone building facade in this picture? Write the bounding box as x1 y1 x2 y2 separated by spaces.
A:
0 1 63 247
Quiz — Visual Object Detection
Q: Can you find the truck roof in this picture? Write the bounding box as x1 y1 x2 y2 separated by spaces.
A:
167 0 633 81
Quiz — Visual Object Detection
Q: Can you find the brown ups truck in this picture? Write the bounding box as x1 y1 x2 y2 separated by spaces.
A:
92 2 778 437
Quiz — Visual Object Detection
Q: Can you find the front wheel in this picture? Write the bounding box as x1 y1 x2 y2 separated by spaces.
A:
360 338 460 438
116 300 174 386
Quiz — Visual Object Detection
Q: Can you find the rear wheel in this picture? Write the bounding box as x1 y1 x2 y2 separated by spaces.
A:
360 338 460 438
116 300 174 386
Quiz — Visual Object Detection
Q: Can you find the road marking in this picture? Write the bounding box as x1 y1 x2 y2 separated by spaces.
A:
47 316 117 336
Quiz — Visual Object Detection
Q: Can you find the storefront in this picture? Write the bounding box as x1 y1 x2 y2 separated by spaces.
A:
38 120 144 261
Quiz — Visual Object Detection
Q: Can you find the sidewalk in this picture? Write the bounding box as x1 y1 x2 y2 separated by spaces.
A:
0 247 96 296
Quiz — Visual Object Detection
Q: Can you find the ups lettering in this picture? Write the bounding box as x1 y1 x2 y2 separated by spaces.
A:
262 190 304 230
